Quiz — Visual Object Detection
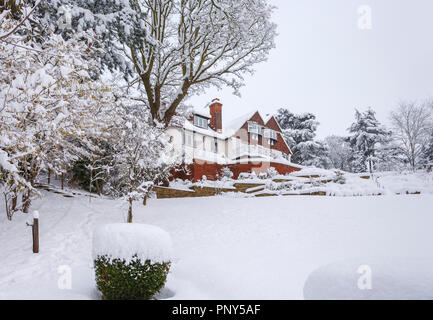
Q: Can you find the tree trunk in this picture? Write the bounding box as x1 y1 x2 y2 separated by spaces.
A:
11 190 17 212
22 189 31 213
143 195 147 206
61 173 65 190
47 169 51 184
95 178 102 196
5 194 12 221
127 199 133 223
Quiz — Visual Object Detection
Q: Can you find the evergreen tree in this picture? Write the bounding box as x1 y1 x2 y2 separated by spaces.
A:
275 109 329 167
34 0 147 77
347 108 391 173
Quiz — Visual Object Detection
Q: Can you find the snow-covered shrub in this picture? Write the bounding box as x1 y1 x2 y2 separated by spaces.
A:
1 5 117 216
333 171 346 185
267 167 279 178
258 172 268 180
238 172 257 180
265 181 279 191
93 224 172 300
220 167 234 180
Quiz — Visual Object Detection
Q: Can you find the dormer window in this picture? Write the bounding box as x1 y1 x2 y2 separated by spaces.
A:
248 122 260 134
194 115 208 129
264 129 277 140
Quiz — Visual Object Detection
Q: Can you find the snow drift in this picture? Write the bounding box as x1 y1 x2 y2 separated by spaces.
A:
303 258 433 300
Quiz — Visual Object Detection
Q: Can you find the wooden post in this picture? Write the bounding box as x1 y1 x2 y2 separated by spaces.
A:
48 169 51 184
61 173 64 190
32 211 39 253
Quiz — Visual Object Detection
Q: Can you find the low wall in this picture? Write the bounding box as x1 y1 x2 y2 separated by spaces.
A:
154 186 238 199
154 186 196 199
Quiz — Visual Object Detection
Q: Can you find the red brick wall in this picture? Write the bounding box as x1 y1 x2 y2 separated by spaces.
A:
273 133 291 155
265 117 282 133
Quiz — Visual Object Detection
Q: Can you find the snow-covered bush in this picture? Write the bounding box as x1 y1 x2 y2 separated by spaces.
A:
333 171 346 185
104 94 182 222
93 224 172 300
238 172 257 180
258 172 268 180
220 167 234 180
267 167 279 178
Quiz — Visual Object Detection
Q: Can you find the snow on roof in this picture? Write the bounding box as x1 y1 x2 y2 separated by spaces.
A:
183 119 227 139
193 107 211 118
224 110 258 136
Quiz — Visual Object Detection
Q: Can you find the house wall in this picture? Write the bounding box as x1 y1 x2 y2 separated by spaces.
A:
167 127 226 162
265 117 291 155
232 112 291 157
166 117 296 182
234 111 265 145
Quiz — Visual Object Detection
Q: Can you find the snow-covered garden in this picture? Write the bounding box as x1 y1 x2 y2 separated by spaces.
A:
2 0 433 302
1 189 432 300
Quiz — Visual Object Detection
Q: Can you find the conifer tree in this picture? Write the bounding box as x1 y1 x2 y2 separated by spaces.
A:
347 108 391 173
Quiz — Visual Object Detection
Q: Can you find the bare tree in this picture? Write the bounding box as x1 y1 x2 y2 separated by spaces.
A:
390 100 433 170
127 0 277 125
324 135 351 171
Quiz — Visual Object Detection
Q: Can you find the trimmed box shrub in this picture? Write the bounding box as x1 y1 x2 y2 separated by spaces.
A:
93 223 172 300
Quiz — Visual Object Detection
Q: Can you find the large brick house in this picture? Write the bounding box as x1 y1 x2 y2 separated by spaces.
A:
167 99 301 181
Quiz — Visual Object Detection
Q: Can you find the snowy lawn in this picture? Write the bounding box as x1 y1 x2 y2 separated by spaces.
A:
0 192 432 300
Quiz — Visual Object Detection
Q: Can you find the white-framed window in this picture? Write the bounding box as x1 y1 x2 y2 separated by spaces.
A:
248 122 259 134
212 138 218 153
264 129 278 140
184 132 193 147
194 115 208 129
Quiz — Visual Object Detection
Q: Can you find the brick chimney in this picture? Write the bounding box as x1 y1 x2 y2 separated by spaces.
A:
209 98 223 133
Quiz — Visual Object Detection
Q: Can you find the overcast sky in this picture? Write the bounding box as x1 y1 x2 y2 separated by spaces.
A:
188 0 433 138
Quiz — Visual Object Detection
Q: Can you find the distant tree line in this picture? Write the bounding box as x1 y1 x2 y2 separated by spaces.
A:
276 100 433 173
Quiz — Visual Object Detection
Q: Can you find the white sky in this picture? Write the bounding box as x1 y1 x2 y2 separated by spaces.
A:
187 0 433 139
